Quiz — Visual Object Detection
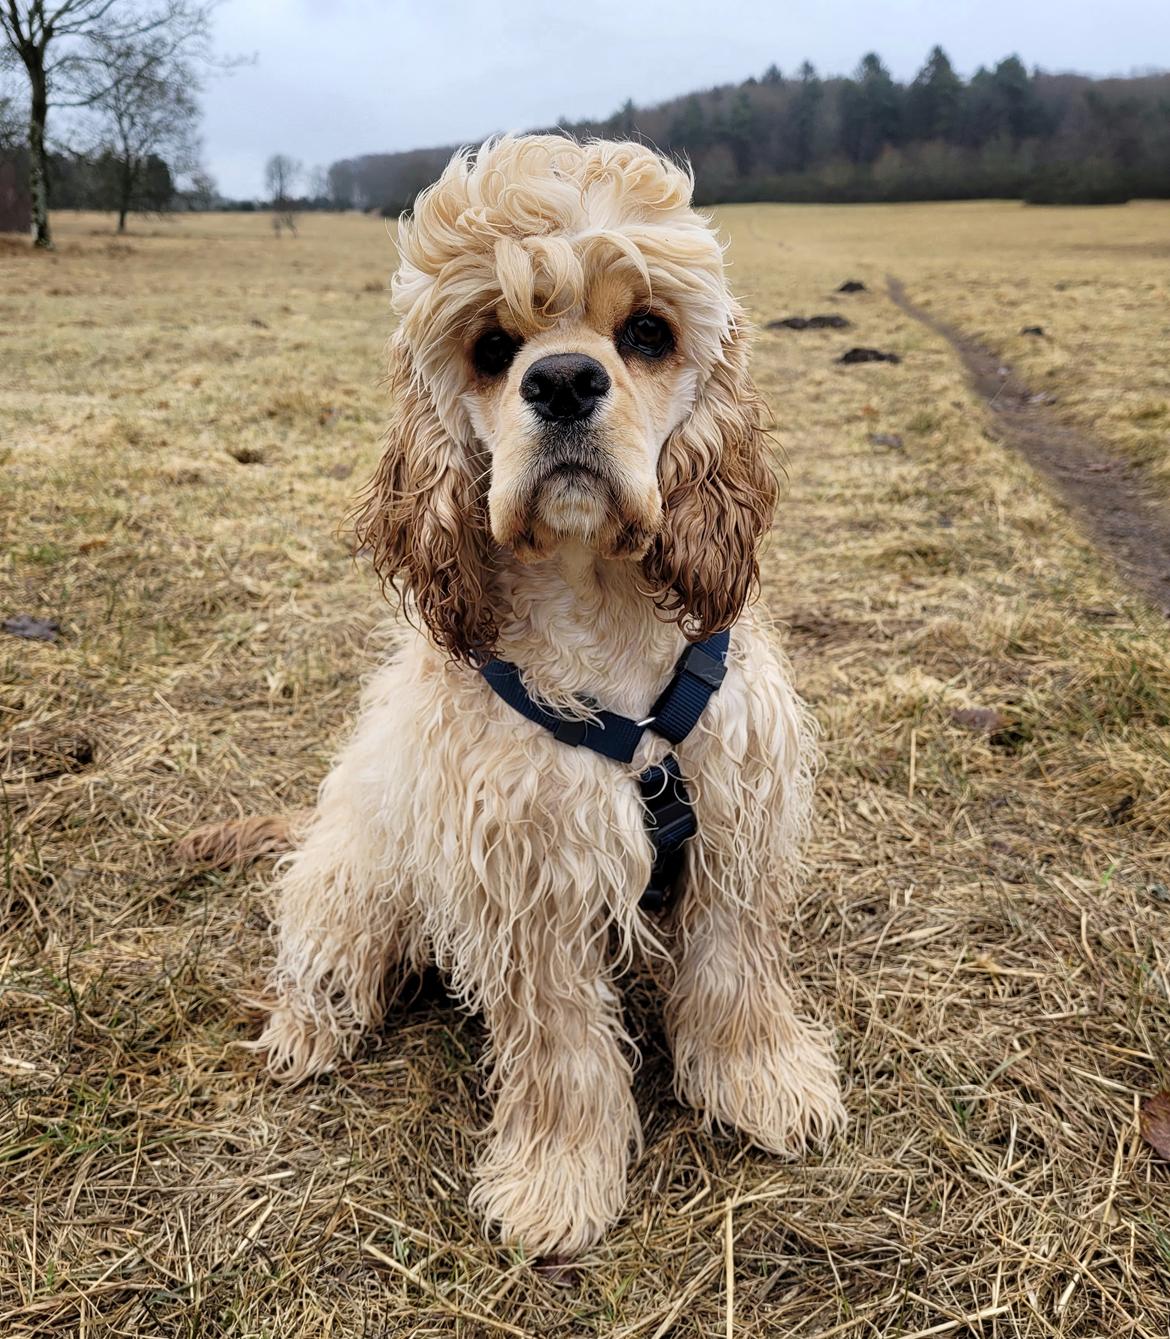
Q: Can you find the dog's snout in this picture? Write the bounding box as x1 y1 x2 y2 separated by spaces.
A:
520 354 611 423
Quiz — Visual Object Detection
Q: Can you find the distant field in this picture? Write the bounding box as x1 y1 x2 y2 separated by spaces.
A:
727 199 1170 491
2 206 1169 1337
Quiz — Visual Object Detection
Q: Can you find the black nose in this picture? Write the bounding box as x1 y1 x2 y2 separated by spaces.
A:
519 353 611 423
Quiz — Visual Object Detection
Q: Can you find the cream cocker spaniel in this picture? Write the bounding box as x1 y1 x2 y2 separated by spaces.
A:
185 135 844 1258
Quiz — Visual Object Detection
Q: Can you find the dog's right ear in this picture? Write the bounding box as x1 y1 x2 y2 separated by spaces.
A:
352 335 498 664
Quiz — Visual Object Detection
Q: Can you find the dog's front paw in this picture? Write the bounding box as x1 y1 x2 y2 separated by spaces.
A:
675 1015 845 1154
469 1131 632 1259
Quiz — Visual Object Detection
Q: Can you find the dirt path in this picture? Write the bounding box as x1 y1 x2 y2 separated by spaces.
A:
888 275 1170 616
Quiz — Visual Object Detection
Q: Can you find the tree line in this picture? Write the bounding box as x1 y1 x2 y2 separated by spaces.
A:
327 49 1170 214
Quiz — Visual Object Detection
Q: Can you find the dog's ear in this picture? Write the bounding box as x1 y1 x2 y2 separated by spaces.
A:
642 322 778 638
352 336 497 663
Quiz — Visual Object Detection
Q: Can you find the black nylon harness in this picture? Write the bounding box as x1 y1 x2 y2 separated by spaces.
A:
479 629 730 912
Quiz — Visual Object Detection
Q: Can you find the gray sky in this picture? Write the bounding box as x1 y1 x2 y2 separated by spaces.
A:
202 0 1169 199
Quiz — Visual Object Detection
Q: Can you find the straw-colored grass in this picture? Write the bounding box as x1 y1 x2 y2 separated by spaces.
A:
750 198 1170 492
2 205 1169 1337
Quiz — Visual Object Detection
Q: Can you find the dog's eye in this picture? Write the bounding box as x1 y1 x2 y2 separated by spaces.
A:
473 329 521 377
618 313 674 360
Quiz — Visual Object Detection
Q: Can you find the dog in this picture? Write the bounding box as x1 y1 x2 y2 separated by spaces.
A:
180 135 844 1258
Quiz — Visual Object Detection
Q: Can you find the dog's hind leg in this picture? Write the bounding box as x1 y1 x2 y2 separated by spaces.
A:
256 753 422 1085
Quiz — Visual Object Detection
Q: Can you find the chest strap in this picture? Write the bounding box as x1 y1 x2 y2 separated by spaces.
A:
479 629 730 912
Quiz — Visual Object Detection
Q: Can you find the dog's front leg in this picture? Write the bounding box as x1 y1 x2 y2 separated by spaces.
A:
666 871 845 1154
664 635 845 1152
467 933 641 1259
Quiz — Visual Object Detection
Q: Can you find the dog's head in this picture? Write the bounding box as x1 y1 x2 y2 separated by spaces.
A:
355 136 776 663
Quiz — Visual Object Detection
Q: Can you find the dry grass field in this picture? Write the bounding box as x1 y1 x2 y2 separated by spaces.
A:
3 202 1170 1338
736 200 1170 489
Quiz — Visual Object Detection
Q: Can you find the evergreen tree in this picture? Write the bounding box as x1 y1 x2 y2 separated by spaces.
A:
668 96 707 153
784 61 823 171
138 153 173 209
957 66 1001 146
991 56 1046 139
840 53 902 163
725 90 757 175
907 46 962 140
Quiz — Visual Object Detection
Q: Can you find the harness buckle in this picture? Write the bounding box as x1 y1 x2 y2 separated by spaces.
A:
480 633 730 916
553 718 587 746
678 642 727 690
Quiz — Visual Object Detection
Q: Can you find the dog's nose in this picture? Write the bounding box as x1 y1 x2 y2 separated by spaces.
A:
520 354 611 423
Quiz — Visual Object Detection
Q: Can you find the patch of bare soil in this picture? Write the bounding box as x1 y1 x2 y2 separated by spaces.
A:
888 275 1170 615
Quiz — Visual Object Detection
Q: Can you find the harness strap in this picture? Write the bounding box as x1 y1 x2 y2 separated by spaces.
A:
478 659 645 762
479 629 730 912
638 754 698 913
646 634 729 743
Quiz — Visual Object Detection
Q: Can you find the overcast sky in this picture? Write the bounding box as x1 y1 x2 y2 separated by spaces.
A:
202 0 1169 198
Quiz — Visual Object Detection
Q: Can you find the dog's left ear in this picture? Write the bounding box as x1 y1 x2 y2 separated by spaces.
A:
642 321 778 638
352 336 497 664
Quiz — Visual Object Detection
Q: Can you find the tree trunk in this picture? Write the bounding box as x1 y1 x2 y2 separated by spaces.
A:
118 157 133 234
28 64 51 249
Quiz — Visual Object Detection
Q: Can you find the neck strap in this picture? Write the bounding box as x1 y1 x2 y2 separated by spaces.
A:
478 628 729 764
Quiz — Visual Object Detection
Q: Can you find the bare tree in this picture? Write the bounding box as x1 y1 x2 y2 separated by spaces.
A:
264 150 297 202
0 1 218 247
81 26 198 230
80 26 200 228
264 150 298 236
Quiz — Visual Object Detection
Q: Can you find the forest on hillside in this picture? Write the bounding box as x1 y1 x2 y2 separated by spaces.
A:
326 50 1170 213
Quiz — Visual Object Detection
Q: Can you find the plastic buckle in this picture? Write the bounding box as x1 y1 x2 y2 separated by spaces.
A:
679 643 727 690
553 718 587 746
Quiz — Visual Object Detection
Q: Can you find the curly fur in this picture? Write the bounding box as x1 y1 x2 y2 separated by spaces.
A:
352 339 498 663
185 135 844 1259
642 323 778 638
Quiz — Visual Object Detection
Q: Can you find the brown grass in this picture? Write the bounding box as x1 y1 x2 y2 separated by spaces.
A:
2 207 1169 1337
776 198 1170 493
